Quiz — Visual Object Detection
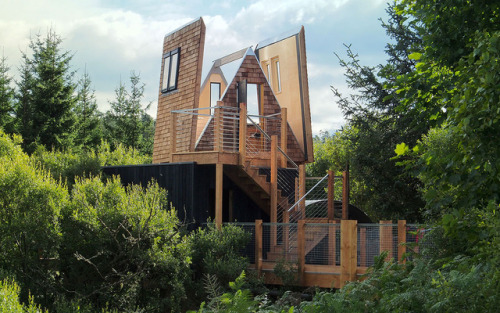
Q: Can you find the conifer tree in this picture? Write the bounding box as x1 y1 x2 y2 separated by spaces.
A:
0 53 15 133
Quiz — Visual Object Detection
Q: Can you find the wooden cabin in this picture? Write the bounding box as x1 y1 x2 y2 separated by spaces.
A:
104 18 417 289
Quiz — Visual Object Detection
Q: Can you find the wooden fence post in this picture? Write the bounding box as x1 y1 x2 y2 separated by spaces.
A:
239 103 247 165
328 170 335 220
340 219 357 287
280 107 288 168
398 220 407 263
298 220 306 284
328 220 337 266
270 135 278 245
379 220 393 261
299 164 306 219
255 219 263 277
214 103 223 152
342 170 349 220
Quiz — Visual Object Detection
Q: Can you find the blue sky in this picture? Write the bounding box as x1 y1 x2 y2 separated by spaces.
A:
0 0 391 134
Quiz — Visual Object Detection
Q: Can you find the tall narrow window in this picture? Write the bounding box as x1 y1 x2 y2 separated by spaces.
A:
162 48 180 93
274 60 281 92
247 83 260 119
210 82 221 114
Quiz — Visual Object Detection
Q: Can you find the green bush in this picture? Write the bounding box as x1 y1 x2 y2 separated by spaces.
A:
0 279 46 313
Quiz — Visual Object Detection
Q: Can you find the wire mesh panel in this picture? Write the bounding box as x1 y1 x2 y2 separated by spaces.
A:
288 174 329 223
262 223 298 263
304 223 340 266
358 223 399 267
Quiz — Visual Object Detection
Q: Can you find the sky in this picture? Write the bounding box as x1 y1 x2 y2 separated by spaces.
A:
0 0 391 134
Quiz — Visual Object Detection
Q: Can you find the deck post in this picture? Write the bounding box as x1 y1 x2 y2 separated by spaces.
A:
280 107 288 167
170 112 176 156
214 103 223 152
359 227 366 267
271 135 278 245
328 220 337 266
342 170 349 220
379 220 393 261
238 103 247 165
215 163 223 229
255 219 263 277
340 219 357 287
298 220 306 284
398 220 407 263
299 164 306 219
328 170 335 220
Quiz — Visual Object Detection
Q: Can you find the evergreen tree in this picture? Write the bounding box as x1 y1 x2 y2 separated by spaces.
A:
0 53 15 133
106 71 153 153
14 52 36 151
28 29 77 151
73 68 102 150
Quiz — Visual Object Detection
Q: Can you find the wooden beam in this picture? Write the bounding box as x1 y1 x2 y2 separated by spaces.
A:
215 163 223 229
327 170 335 220
340 219 357 287
328 220 337 266
214 101 224 152
271 135 278 245
342 170 349 220
239 103 247 165
398 220 407 263
299 164 306 219
379 220 393 261
298 220 306 284
280 107 288 168
255 219 263 277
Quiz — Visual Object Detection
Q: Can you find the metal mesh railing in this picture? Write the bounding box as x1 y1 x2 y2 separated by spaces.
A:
288 174 329 223
357 223 398 267
262 223 298 263
245 114 281 156
172 106 240 153
304 223 340 266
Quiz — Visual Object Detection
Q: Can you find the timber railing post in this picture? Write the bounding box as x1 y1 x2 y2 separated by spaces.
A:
298 220 306 284
299 164 306 219
340 219 357 287
328 170 335 220
342 170 349 220
280 108 288 167
271 135 278 245
398 220 407 263
379 220 393 261
238 103 247 165
255 219 263 277
328 220 337 266
214 101 223 152
170 112 177 156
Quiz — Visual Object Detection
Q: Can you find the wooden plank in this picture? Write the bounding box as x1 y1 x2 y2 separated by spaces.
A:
398 220 407 263
298 220 306 284
271 135 278 245
327 170 334 220
214 102 223 152
342 170 349 220
379 220 393 261
215 163 223 229
255 219 263 277
328 220 337 266
239 103 247 165
280 107 288 167
360 227 366 267
340 219 357 287
299 164 306 218
171 151 239 165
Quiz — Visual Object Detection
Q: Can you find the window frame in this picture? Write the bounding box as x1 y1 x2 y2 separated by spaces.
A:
161 47 180 93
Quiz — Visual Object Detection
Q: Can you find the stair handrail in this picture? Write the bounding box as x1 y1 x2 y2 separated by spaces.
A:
287 173 328 213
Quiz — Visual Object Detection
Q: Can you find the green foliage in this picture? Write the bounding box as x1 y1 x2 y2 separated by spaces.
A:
273 259 299 288
188 223 251 305
73 69 102 150
0 279 46 313
0 54 15 133
104 72 154 155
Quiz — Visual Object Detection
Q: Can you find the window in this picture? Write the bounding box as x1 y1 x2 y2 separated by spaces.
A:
272 58 281 93
210 82 221 114
162 48 180 93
